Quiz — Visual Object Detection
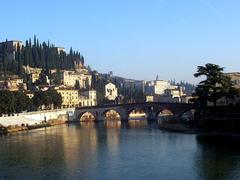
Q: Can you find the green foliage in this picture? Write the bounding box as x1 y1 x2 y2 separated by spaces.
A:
84 77 90 90
74 80 80 90
13 91 32 113
118 84 145 103
0 36 85 77
193 63 237 107
1 40 8 78
0 90 32 115
0 91 14 115
35 70 48 85
52 67 62 85
32 90 62 110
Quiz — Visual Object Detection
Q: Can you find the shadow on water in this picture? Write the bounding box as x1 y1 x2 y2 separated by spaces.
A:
3 119 240 179
195 135 240 180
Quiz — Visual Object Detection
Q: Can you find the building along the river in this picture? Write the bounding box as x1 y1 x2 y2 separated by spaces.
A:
62 70 92 88
56 86 97 108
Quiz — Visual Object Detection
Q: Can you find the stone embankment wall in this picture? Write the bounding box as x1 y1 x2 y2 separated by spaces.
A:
0 108 76 127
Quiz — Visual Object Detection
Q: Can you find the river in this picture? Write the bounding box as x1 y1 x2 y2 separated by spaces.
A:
1 121 240 180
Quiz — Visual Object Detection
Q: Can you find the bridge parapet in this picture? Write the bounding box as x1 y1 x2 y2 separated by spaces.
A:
74 102 196 122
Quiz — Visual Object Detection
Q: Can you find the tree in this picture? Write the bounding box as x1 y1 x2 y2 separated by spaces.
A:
53 67 62 85
74 80 80 90
1 36 85 79
0 90 32 115
13 91 32 113
32 91 45 109
37 70 48 85
0 91 15 115
47 90 62 109
16 42 23 77
85 77 90 90
194 63 236 107
2 40 8 78
32 90 62 110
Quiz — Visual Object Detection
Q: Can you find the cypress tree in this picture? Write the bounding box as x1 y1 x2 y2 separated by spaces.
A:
2 40 8 79
16 43 23 76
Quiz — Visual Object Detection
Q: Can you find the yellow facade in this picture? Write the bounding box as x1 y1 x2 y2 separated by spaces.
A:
57 89 80 108
56 87 97 108
146 95 154 102
31 73 40 83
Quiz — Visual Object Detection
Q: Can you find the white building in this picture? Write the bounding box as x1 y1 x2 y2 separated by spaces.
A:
165 87 184 98
154 80 172 95
145 80 174 95
56 47 66 54
105 82 118 100
145 86 188 103
81 90 97 106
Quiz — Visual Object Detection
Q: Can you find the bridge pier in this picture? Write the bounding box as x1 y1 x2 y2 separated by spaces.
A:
147 113 157 121
120 113 129 121
75 102 196 122
95 111 104 121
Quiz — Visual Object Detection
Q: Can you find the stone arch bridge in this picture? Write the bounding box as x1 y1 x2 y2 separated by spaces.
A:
73 102 196 121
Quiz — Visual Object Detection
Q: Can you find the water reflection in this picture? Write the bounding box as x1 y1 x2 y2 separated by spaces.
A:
128 120 148 128
103 119 157 129
79 120 156 129
80 121 98 128
195 135 240 180
1 123 240 179
0 126 68 179
104 120 122 128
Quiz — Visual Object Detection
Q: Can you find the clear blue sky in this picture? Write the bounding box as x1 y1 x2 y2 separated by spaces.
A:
1 0 240 84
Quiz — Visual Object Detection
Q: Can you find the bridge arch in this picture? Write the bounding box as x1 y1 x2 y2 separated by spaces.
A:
156 109 174 117
178 109 196 122
178 109 196 117
102 109 121 121
74 102 196 122
78 111 96 122
57 114 68 122
128 107 147 120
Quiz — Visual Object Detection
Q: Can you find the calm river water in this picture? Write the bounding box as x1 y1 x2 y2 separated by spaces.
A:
1 121 240 180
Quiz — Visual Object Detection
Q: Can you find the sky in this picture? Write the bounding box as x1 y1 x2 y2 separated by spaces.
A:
1 0 240 84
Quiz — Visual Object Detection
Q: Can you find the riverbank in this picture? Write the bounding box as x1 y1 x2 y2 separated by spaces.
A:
0 119 68 135
159 119 240 141
0 108 74 135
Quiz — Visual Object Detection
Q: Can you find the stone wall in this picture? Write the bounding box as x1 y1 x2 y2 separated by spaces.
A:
0 108 76 127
